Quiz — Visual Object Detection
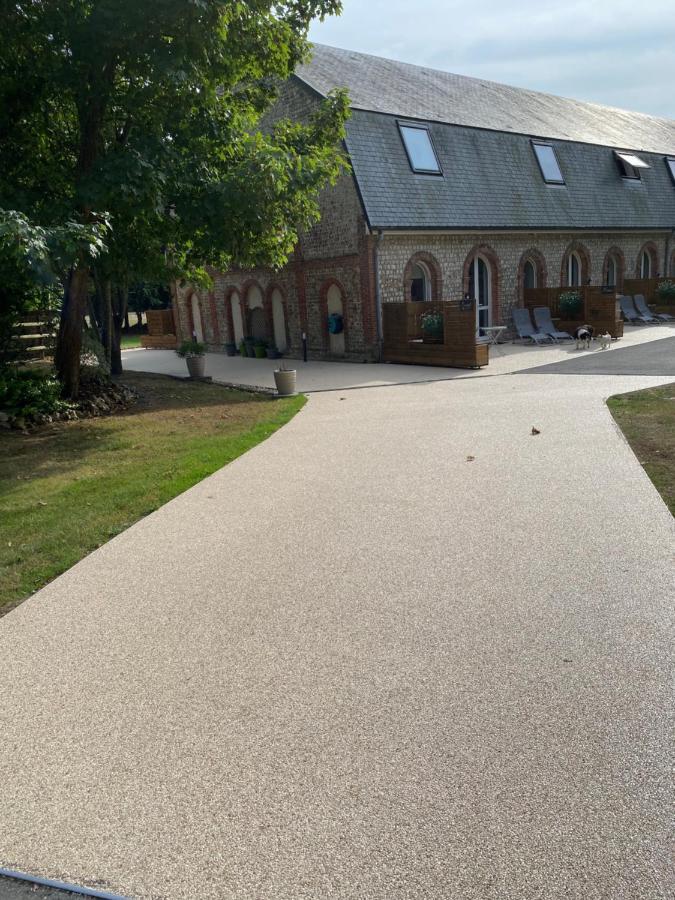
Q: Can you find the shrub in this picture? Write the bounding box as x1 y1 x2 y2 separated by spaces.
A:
656 280 675 302
559 291 583 318
0 368 69 422
176 339 206 358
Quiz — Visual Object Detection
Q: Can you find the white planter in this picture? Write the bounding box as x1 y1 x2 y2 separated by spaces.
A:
186 355 206 378
274 369 297 396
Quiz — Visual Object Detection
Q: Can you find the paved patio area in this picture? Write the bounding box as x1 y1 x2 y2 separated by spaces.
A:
121 323 675 392
0 349 673 898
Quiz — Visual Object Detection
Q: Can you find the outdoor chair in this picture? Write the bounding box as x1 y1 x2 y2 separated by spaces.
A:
532 307 573 342
619 295 648 324
512 308 552 344
634 294 673 322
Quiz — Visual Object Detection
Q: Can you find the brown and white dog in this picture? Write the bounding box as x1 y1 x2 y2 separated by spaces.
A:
574 325 594 350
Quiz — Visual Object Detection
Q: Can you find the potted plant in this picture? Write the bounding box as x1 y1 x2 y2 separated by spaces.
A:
224 341 237 356
274 360 296 396
656 279 675 304
244 336 256 357
266 343 282 360
420 309 443 343
559 290 583 319
254 340 267 359
176 339 206 378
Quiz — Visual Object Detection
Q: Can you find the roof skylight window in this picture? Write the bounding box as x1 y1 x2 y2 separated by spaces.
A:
615 151 650 179
665 157 675 184
532 141 564 184
398 123 442 174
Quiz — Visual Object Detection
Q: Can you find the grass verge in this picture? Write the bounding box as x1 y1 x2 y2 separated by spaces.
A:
608 383 675 516
0 373 305 614
120 333 142 348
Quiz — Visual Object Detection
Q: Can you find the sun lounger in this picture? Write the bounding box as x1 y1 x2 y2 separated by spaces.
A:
533 307 573 342
634 294 673 322
619 295 648 324
512 308 552 344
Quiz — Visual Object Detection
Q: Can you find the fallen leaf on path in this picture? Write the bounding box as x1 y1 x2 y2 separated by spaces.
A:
466 455 475 461
531 427 541 435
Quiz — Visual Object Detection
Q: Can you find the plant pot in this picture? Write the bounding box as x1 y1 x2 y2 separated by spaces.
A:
186 355 206 378
422 329 443 344
224 342 237 356
244 338 256 357
274 369 296 396
254 345 267 358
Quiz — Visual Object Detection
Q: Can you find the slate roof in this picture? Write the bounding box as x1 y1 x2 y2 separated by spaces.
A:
297 44 675 153
295 45 675 231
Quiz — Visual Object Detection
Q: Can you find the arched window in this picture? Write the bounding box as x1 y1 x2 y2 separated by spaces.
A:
523 259 537 290
606 255 617 287
568 251 582 287
410 262 431 301
640 250 651 279
468 255 492 334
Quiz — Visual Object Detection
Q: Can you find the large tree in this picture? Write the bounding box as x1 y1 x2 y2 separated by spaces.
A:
0 0 348 396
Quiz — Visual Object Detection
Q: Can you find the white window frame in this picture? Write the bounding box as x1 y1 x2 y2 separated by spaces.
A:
606 255 617 287
640 250 652 279
410 261 432 301
567 251 582 287
398 122 443 175
523 259 538 290
468 255 492 337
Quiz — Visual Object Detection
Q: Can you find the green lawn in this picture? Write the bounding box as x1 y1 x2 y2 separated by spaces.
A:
0 373 305 614
121 333 142 348
608 383 675 516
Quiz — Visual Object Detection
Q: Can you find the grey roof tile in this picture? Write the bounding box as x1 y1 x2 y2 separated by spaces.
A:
297 44 675 154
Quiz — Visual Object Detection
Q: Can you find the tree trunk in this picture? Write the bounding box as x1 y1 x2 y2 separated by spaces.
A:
110 283 128 376
56 266 90 399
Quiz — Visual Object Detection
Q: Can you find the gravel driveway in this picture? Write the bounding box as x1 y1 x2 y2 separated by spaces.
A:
0 369 673 899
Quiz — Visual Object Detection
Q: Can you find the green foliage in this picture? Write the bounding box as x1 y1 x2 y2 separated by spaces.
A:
0 369 69 421
656 280 675 302
420 310 443 333
176 339 206 358
559 291 583 317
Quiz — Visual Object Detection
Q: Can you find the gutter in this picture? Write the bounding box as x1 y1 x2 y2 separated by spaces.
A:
373 229 384 360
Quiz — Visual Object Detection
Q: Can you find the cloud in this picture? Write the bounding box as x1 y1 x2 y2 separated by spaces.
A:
308 0 675 118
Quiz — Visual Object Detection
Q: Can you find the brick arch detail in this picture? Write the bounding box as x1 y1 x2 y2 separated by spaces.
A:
462 243 501 324
561 241 591 286
319 277 349 351
602 246 626 290
403 251 443 301
635 241 659 278
516 248 548 303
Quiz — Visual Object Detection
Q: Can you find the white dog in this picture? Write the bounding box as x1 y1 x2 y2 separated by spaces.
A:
598 333 612 350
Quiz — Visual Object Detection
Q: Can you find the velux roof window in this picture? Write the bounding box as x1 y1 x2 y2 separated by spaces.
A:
532 141 564 184
398 123 442 174
615 151 650 179
665 157 675 184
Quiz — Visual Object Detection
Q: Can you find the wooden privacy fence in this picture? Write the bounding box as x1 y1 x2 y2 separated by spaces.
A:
523 287 624 338
623 277 675 307
12 309 59 361
141 309 178 349
382 301 489 368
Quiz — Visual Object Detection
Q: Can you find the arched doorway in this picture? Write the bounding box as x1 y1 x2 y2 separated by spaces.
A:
230 292 244 343
468 255 492 336
190 294 204 342
523 259 537 290
567 251 582 286
246 284 267 341
326 283 346 357
271 288 287 351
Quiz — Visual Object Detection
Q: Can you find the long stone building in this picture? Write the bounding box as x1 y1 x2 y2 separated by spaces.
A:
174 44 675 361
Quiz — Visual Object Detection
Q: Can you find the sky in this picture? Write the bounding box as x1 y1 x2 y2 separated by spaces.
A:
308 0 675 119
